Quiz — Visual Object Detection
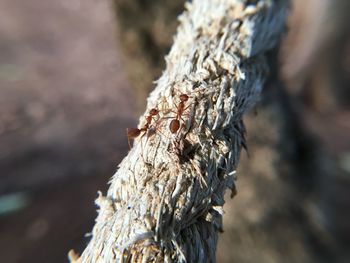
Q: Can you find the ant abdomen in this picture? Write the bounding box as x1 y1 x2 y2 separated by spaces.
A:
169 119 180 134
127 128 141 139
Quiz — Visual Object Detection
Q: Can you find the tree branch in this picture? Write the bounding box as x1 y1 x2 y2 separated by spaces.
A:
72 0 288 262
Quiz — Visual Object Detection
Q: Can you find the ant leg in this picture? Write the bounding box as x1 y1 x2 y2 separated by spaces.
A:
141 127 161 164
154 122 168 139
179 112 198 133
139 132 147 163
183 104 191 111
126 129 132 150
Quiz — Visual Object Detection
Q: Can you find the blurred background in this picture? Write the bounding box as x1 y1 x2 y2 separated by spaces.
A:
0 0 349 262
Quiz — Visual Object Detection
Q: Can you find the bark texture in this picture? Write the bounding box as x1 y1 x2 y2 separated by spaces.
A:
74 0 288 262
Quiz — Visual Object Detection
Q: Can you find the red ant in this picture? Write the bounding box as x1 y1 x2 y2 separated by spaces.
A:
169 94 189 134
127 108 159 148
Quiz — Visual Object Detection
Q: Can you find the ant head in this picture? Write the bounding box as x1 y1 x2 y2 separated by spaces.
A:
149 108 159 115
179 94 189 102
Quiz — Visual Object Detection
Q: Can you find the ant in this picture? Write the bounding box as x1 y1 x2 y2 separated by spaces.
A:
126 108 159 148
169 94 189 134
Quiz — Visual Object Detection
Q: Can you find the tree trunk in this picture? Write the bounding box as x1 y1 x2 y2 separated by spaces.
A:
72 0 288 262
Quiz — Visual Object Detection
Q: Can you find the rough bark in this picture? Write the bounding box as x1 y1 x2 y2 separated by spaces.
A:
73 0 288 262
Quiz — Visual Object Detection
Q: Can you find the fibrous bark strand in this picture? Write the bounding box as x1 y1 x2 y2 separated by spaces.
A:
74 0 288 262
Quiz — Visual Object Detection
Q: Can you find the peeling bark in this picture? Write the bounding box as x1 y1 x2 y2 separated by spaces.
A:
73 1 288 262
